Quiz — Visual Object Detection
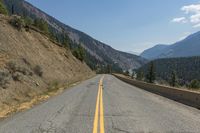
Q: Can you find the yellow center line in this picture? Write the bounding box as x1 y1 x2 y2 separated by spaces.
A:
100 80 105 133
93 76 105 133
93 80 101 133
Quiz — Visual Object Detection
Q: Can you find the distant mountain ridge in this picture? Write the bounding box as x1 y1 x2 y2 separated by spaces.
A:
140 31 200 60
140 44 168 60
3 0 147 70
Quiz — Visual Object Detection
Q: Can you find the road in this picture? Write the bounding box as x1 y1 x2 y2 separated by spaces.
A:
0 75 200 133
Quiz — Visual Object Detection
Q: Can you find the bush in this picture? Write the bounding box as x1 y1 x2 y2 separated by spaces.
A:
7 61 18 72
136 71 144 81
0 70 10 89
49 80 59 90
12 72 23 81
33 65 43 77
0 0 8 15
24 16 33 26
9 15 25 31
24 17 33 32
34 18 49 34
189 79 200 89
124 70 129 76
6 61 31 75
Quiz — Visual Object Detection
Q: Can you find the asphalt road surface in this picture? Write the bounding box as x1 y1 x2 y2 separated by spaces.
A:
0 75 200 133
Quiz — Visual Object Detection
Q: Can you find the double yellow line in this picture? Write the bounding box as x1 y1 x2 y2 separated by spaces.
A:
93 76 105 133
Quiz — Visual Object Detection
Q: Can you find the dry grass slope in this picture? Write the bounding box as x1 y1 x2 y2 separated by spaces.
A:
0 15 94 118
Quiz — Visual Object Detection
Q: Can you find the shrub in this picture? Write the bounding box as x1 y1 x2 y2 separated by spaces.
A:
12 72 23 81
6 61 31 75
124 70 129 76
34 18 49 34
24 17 33 32
189 79 200 89
24 16 33 26
33 65 43 77
136 71 144 81
9 15 25 31
6 61 17 72
0 71 10 89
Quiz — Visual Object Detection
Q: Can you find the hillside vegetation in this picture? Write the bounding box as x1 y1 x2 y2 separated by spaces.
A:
137 56 200 89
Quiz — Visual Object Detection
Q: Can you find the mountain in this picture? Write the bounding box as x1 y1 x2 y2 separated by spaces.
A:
140 31 200 60
140 44 168 60
158 31 200 58
137 56 200 83
2 0 147 71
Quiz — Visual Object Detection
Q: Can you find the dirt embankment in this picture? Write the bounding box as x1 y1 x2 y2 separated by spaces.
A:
0 15 95 118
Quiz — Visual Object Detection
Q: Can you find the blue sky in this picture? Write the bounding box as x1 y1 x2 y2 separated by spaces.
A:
26 0 200 54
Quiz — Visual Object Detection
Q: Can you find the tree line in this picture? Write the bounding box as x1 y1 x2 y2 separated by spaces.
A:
135 57 200 90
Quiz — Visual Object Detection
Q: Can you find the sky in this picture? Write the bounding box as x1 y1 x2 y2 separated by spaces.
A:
26 0 200 54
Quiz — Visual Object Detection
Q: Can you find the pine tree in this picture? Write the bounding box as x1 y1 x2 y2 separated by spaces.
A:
63 33 70 48
0 0 8 15
146 61 156 83
11 5 14 14
72 45 85 62
170 70 178 87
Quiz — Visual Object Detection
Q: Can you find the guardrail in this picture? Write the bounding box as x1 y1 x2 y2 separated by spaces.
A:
113 74 200 109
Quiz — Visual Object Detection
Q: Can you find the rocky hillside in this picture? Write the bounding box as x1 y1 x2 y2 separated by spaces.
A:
0 15 94 115
3 0 146 70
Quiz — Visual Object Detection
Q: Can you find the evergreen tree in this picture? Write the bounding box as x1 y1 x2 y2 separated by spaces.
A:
138 56 200 84
146 61 156 83
72 45 85 62
0 0 8 15
169 70 178 87
11 5 14 14
62 33 70 48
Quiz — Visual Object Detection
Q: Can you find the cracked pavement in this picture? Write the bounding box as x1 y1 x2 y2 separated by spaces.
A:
0 75 200 133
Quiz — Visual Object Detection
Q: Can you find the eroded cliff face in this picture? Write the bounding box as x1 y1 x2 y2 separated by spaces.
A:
0 15 94 116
